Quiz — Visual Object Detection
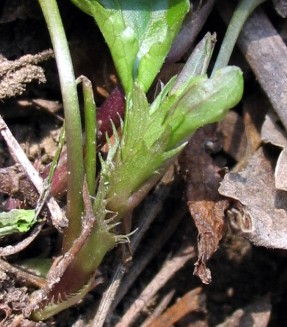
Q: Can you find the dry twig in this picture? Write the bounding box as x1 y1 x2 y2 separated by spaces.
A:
90 170 177 327
0 115 66 230
145 287 203 327
115 243 195 327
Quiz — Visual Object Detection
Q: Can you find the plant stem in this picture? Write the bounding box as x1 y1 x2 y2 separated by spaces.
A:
212 0 266 75
38 0 84 250
31 226 115 321
77 76 97 196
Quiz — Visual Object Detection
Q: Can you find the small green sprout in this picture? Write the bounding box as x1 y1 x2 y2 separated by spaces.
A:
29 0 249 320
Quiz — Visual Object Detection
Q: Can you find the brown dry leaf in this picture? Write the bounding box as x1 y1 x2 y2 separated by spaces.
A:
219 147 287 249
220 111 247 162
220 92 265 169
241 94 264 160
217 295 271 327
180 125 228 284
261 112 287 191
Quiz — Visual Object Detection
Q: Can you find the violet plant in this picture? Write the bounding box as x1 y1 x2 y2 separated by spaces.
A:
28 0 246 321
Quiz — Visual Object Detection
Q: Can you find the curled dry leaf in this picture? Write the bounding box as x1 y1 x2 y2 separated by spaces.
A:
180 125 228 284
219 147 287 249
261 112 287 191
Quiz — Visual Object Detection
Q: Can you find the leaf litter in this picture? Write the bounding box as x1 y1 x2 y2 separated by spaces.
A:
219 146 287 249
180 124 228 284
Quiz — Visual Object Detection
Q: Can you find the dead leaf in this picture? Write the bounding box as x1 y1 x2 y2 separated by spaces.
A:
219 147 287 249
261 112 287 191
180 125 228 284
220 111 247 162
241 93 264 164
219 92 265 169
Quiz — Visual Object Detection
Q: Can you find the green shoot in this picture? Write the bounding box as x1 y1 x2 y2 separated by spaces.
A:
30 0 247 320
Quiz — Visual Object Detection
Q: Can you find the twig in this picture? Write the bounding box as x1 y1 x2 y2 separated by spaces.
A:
90 172 175 327
0 50 53 77
110 208 186 312
0 223 43 256
144 287 203 327
0 258 46 288
115 244 196 327
0 115 66 230
167 0 215 63
0 50 54 100
140 290 175 327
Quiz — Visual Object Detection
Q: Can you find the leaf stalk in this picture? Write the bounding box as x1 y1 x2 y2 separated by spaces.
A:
38 0 84 250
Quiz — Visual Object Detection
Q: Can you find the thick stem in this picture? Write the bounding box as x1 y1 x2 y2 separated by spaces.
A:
31 182 116 321
38 0 84 250
212 0 266 75
32 226 116 320
31 226 115 321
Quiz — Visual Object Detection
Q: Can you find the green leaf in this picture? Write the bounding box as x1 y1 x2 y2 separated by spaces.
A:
170 32 216 94
107 66 243 210
145 74 206 148
70 0 190 93
107 84 183 210
0 209 36 237
146 66 243 150
166 66 244 148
